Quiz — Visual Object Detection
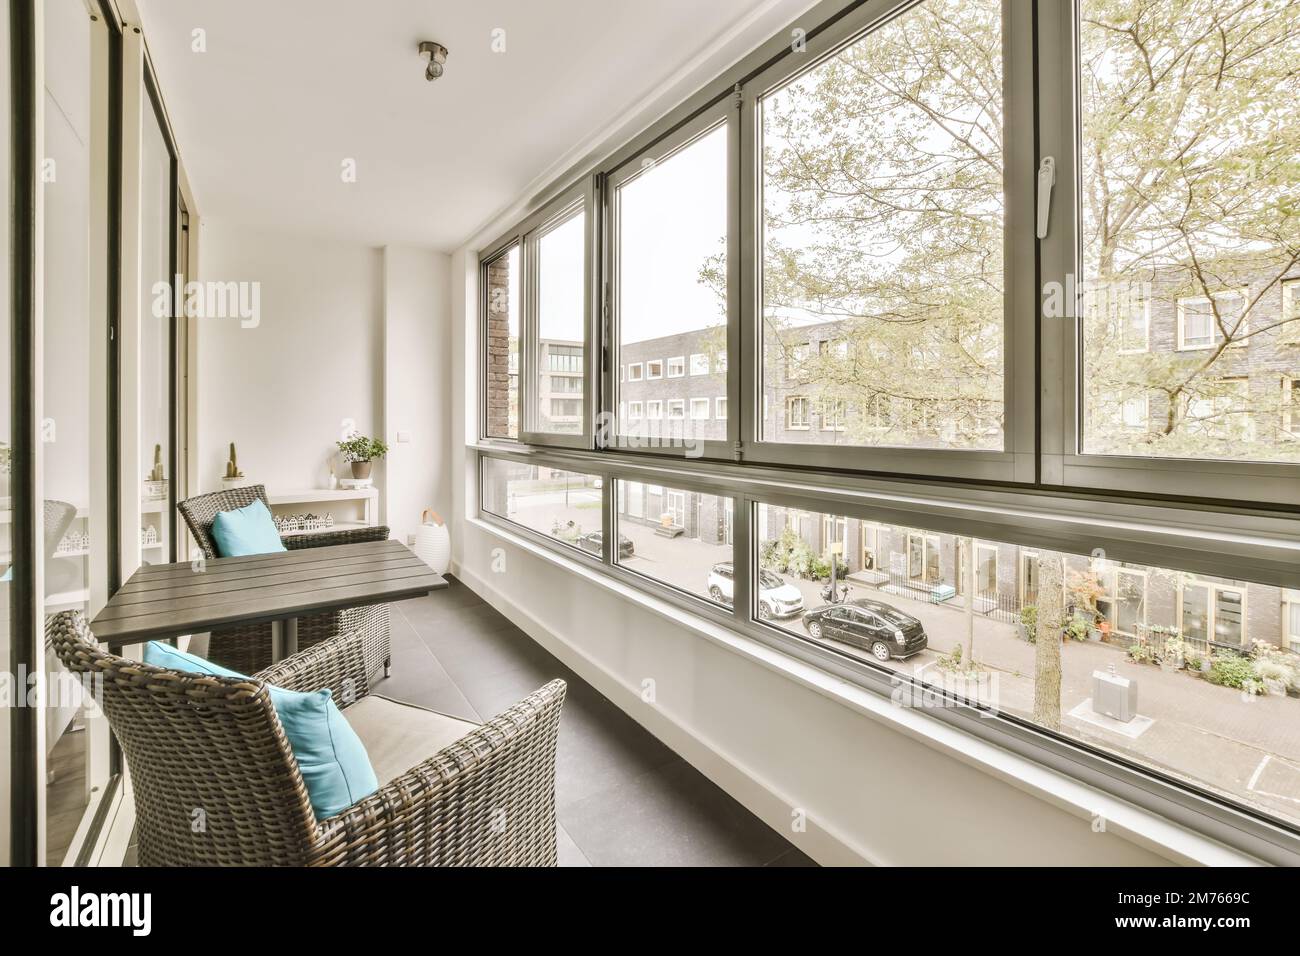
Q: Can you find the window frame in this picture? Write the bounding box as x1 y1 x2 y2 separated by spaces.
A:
480 177 598 451
737 0 1038 483
602 103 739 461
1038 0 1300 505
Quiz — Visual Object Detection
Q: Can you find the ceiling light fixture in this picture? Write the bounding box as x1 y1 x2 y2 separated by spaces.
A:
419 41 449 82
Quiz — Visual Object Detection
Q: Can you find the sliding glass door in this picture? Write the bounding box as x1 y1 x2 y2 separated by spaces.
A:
39 0 115 865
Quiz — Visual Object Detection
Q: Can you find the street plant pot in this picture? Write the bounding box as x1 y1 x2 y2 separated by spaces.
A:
351 460 373 480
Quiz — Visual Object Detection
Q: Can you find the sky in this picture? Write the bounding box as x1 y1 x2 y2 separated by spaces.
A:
536 123 728 344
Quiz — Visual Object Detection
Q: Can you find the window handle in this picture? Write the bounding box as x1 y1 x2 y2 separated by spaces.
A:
1036 156 1056 239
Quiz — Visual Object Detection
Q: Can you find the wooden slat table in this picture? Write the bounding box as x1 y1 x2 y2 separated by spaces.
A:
90 539 446 658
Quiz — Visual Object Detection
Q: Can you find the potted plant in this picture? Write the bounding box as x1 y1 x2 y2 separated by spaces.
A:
1160 632 1185 672
1063 614 1091 643
336 433 388 480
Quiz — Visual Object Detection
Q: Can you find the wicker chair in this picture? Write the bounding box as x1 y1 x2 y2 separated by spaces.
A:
176 484 390 678
49 610 567 866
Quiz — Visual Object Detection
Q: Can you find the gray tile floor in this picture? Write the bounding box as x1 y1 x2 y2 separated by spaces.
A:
385 576 816 867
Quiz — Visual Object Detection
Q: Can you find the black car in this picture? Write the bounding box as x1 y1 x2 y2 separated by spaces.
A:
802 598 928 662
576 531 635 560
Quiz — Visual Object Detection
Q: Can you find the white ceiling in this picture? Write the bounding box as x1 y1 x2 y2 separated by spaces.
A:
136 0 798 252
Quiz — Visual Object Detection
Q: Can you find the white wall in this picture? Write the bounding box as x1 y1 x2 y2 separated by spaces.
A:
198 221 384 493
383 245 453 543
197 222 453 541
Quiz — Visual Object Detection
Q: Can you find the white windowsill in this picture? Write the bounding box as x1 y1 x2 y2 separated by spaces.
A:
467 515 1262 867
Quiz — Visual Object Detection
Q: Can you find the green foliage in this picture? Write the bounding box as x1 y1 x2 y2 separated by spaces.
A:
1204 653 1258 691
1018 604 1037 643
760 528 828 580
1064 614 1092 642
1127 641 1155 664
336 434 389 463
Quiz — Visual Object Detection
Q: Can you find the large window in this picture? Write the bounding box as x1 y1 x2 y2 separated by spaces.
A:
483 243 520 439
615 481 732 606
475 0 1300 853
612 120 729 454
534 208 586 437
1076 0 1300 466
758 0 1005 454
752 499 1300 830
481 458 604 556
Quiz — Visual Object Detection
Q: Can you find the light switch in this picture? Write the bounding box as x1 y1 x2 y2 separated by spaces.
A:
396 430 412 443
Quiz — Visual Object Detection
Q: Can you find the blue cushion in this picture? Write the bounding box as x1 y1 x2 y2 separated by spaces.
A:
144 641 379 820
209 499 287 558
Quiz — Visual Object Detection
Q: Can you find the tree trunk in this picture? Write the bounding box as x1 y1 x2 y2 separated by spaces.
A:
1034 552 1064 732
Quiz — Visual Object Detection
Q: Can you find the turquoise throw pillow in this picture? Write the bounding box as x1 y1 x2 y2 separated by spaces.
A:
209 499 286 557
144 641 378 820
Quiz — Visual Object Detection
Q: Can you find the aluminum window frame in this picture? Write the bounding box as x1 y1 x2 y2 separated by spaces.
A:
737 0 1037 484
1037 0 1300 506
603 101 739 462
472 442 1300 860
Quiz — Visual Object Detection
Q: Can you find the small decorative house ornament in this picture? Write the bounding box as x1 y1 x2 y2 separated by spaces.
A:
221 442 248 489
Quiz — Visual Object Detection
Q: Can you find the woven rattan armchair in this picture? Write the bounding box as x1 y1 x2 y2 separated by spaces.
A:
177 484 390 677
49 610 567 866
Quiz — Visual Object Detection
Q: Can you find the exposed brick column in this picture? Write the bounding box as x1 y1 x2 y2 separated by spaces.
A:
486 255 514 437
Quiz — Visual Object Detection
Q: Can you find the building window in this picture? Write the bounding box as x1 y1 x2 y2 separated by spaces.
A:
1285 590 1300 649
1180 580 1248 650
550 398 582 419
628 401 643 419
817 398 846 432
550 375 581 393
547 345 583 373
667 356 686 378
1283 278 1300 344
690 397 710 420
715 397 727 420
785 396 810 430
646 359 663 380
1121 395 1148 429
1019 550 1039 607
907 531 941 585
666 399 686 419
1176 291 1248 351
646 400 662 419
1283 378 1300 436
627 362 644 382
690 353 709 375
1095 566 1147 638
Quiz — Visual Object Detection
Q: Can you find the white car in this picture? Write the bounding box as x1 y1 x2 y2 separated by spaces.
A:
707 562 805 619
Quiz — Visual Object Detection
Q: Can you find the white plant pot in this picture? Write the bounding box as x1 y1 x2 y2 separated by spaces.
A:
221 476 249 490
413 509 451 574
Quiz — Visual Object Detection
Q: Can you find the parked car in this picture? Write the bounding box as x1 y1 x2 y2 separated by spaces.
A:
707 563 805 619
576 531 634 559
802 598 928 662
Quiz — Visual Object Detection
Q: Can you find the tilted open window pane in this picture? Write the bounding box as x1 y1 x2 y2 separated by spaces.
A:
615 124 728 452
614 480 732 606
484 244 520 439
1078 0 1300 463
754 501 1300 829
535 209 586 437
759 0 1005 451
481 458 604 556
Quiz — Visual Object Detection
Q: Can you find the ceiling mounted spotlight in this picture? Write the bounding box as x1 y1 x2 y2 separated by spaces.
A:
419 41 449 82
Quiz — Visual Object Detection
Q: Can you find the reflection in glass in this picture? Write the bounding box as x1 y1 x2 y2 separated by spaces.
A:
481 458 603 555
